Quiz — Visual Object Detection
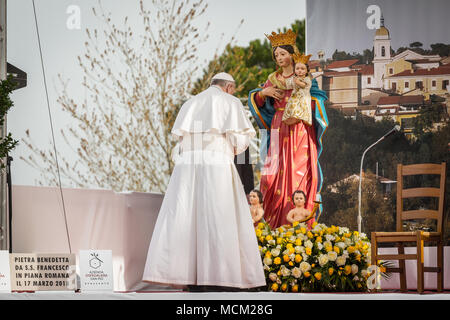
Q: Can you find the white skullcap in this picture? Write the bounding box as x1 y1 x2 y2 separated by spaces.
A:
211 72 235 82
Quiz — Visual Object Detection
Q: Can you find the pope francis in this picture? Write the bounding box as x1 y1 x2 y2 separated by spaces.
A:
142 73 266 290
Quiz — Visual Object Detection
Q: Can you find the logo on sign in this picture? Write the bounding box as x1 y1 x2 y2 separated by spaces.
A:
89 253 103 269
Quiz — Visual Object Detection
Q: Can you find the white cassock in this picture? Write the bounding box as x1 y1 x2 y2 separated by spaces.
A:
142 85 266 288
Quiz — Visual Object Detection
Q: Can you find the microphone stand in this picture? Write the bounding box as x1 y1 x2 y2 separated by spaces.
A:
7 155 12 253
358 126 399 233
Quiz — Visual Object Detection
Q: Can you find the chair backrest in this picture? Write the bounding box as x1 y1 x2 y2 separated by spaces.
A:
397 162 446 233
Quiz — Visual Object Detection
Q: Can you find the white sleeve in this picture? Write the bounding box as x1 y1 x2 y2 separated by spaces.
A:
226 131 252 155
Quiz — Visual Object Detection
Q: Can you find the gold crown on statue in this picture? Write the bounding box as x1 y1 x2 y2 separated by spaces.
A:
292 52 312 65
265 29 297 48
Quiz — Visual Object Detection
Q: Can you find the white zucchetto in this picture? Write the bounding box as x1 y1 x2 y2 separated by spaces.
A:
211 72 235 82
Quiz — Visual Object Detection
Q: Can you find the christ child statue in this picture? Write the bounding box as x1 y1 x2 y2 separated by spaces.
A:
249 189 264 225
286 190 311 224
279 53 313 126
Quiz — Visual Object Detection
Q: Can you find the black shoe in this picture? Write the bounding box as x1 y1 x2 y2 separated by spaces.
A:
186 285 206 292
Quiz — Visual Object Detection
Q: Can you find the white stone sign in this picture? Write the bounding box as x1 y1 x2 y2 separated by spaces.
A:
0 251 11 292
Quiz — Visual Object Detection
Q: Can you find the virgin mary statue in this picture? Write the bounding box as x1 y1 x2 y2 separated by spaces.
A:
248 29 328 229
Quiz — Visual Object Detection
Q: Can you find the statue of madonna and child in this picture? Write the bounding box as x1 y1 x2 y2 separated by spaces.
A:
248 29 328 230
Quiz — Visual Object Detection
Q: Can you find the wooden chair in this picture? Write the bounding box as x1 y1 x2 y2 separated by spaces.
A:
371 162 446 293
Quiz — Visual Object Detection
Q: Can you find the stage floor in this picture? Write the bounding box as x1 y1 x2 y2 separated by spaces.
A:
1 291 449 300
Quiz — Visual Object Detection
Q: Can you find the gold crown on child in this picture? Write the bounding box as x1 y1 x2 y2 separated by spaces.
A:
265 29 297 48
292 52 312 65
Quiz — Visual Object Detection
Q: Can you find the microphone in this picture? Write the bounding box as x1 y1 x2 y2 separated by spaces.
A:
381 124 401 140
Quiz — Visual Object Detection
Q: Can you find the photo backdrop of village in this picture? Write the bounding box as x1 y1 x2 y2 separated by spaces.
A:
305 0 449 240
307 2 449 137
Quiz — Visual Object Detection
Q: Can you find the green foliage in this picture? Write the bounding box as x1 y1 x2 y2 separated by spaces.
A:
331 48 374 64
396 42 450 56
320 108 410 185
412 101 447 137
0 75 19 168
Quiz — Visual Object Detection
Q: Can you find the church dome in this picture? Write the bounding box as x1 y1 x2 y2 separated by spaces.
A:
376 26 390 37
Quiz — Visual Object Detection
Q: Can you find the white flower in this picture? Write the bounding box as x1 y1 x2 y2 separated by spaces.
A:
281 266 291 277
317 243 323 250
340 227 350 234
302 253 308 262
336 242 346 249
289 236 296 242
351 264 358 276
298 233 307 241
268 240 276 246
318 254 329 267
360 233 367 239
361 269 368 278
271 248 280 257
289 253 296 261
269 273 278 282
305 240 314 249
263 257 272 266
299 261 311 273
353 275 360 281
296 246 305 254
283 249 290 256
327 251 338 262
336 255 347 266
264 264 270 271
292 267 302 278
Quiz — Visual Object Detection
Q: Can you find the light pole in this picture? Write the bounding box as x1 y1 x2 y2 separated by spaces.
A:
358 125 400 233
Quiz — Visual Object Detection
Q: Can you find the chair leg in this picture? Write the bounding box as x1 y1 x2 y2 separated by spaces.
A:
437 239 443 292
416 232 424 294
371 233 380 292
398 243 407 292
371 233 377 266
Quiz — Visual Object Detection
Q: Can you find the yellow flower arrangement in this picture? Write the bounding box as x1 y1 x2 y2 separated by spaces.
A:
256 220 386 293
